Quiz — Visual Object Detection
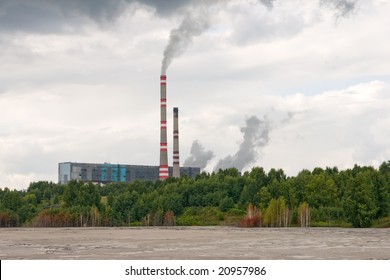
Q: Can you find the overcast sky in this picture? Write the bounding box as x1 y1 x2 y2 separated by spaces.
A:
1 0 389 190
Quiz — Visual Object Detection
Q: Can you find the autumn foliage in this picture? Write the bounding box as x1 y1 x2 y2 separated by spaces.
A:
163 211 176 226
240 204 261 227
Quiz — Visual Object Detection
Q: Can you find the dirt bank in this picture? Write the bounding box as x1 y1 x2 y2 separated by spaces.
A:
0 227 389 259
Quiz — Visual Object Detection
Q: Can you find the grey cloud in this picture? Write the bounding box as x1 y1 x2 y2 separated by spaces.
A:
230 0 358 46
0 0 193 33
0 0 358 34
58 0 128 22
259 0 275 9
281 112 295 124
183 140 214 170
0 0 277 70
321 0 358 17
0 1 65 33
139 0 194 15
231 11 306 45
0 0 127 33
214 115 271 172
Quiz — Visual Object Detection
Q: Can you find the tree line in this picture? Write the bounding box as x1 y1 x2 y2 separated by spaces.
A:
1 162 389 228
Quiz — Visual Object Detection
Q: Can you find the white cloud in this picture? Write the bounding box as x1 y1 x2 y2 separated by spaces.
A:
259 81 390 175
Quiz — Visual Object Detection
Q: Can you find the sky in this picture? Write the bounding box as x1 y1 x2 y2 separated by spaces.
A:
1 0 390 190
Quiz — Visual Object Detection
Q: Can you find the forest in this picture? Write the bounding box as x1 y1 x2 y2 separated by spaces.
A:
1 162 390 228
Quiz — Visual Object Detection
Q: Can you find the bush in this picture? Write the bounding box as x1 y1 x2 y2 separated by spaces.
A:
240 204 261 227
219 197 234 212
163 211 176 226
177 207 223 226
372 216 390 228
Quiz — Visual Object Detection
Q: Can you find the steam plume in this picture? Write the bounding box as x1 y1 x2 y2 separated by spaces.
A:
184 140 214 169
214 116 271 172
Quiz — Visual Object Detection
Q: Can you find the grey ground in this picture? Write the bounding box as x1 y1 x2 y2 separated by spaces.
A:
0 227 389 259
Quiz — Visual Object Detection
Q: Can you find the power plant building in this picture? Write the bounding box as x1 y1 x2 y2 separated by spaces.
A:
58 75 194 185
58 162 200 185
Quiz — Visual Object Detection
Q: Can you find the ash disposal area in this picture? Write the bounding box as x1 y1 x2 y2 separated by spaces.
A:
1 227 389 260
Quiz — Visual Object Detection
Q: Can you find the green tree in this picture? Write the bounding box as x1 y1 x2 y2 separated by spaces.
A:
1 189 22 212
343 171 379 227
239 179 260 208
77 182 101 208
163 192 184 215
263 197 289 227
376 162 390 217
62 180 80 207
258 187 272 209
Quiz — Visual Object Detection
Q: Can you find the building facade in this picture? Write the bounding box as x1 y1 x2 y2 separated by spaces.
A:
58 162 200 184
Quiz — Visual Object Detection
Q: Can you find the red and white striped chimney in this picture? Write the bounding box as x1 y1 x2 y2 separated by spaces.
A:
159 75 169 179
172 107 180 178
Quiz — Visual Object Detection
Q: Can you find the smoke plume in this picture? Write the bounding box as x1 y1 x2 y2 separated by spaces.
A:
184 140 214 169
160 0 276 74
161 6 211 75
214 115 271 172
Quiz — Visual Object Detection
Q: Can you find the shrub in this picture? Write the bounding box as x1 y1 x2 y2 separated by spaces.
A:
240 204 261 227
219 197 235 212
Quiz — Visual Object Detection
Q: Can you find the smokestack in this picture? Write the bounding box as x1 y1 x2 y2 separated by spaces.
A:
159 75 169 179
173 107 180 178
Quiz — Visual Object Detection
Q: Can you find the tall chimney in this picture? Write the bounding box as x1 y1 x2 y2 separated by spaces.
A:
172 107 180 178
159 75 169 179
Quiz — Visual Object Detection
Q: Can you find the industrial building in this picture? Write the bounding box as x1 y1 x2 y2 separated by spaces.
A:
57 75 197 185
58 162 200 184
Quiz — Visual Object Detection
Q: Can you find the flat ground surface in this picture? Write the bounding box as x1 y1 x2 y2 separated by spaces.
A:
0 227 389 259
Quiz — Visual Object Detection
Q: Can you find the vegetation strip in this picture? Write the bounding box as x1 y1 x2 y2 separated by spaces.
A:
1 162 389 228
